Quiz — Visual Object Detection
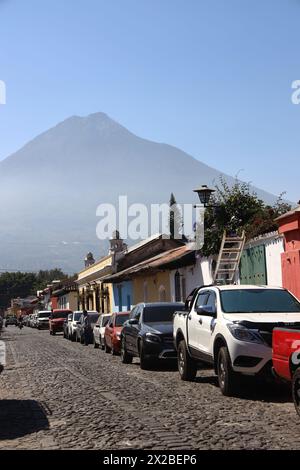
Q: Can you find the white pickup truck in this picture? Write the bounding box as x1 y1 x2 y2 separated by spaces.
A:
173 284 300 396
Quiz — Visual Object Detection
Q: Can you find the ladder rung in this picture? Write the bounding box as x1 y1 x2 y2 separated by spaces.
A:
217 269 237 272
224 237 244 242
222 249 241 253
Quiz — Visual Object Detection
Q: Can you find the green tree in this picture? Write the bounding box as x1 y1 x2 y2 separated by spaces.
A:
0 269 71 309
169 192 183 239
201 177 291 257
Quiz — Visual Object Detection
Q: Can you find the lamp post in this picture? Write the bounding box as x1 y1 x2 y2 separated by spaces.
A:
193 185 216 208
193 185 217 251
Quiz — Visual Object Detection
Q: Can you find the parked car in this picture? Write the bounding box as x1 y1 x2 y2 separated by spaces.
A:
93 313 111 349
49 309 73 335
173 285 300 396
121 303 185 369
273 327 300 418
68 311 86 342
76 312 99 344
36 311 51 330
5 316 17 327
104 312 130 355
63 313 73 339
31 313 38 328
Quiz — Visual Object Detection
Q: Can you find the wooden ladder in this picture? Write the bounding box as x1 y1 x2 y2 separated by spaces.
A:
214 230 246 285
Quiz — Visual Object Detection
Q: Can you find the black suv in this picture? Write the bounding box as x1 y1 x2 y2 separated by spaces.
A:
120 302 185 369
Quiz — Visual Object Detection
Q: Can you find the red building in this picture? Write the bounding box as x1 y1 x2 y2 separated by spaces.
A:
276 207 300 300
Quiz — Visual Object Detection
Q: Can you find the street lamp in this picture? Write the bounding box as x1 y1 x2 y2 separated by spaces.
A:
193 185 216 207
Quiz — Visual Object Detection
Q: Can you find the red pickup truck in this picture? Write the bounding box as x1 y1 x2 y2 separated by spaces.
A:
273 327 300 417
49 309 72 335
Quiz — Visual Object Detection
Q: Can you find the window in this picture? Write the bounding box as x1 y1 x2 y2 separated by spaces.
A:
220 289 300 314
206 292 217 312
181 277 186 303
133 305 141 321
195 292 209 309
118 285 122 312
115 314 129 326
127 295 131 311
159 285 166 302
175 271 181 302
143 305 186 323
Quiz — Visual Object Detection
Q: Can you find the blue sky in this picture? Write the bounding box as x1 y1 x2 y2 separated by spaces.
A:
0 0 300 201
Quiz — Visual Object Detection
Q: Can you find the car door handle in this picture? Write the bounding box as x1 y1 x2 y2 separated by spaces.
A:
188 315 192 320
199 318 203 325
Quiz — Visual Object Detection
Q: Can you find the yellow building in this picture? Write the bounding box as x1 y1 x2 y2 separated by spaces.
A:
77 231 127 313
104 244 192 305
77 254 114 313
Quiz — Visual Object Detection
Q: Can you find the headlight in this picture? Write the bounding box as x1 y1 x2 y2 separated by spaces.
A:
145 333 161 343
227 324 265 345
116 332 121 338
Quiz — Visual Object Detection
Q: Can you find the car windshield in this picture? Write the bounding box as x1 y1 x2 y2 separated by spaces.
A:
143 305 185 323
102 316 111 326
39 312 50 318
115 314 129 326
220 289 300 313
88 314 99 324
74 312 81 321
52 311 70 319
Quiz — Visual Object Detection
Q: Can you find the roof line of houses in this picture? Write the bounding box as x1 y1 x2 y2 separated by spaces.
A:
7 204 300 316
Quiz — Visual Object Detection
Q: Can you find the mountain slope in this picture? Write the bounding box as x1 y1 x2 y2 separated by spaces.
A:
0 112 280 272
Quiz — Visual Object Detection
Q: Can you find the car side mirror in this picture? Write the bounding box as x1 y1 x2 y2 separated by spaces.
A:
196 305 217 317
128 319 139 325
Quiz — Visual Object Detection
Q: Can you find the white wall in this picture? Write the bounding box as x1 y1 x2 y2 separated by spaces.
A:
169 257 214 302
265 236 284 287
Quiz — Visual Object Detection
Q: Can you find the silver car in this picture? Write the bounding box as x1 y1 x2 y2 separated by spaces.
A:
93 313 111 349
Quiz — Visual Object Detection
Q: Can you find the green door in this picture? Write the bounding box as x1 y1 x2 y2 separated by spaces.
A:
240 245 267 285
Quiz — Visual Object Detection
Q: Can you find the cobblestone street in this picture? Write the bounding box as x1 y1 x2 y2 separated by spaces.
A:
0 327 299 450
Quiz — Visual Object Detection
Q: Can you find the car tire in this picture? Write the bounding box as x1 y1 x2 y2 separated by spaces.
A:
120 338 133 364
292 368 300 418
104 340 111 354
177 340 197 381
217 346 239 397
94 338 99 349
139 343 152 370
71 332 76 342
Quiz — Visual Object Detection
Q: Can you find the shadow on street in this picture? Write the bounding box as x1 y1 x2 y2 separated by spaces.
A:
0 400 50 440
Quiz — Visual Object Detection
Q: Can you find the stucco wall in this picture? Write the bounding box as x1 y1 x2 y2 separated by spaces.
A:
133 272 171 304
169 257 214 302
58 291 78 311
112 281 133 312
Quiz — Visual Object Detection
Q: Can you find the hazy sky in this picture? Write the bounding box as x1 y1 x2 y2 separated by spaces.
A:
1 0 300 201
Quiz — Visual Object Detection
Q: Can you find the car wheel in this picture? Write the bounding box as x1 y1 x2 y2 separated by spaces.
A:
94 337 99 349
49 330 53 335
71 332 76 342
100 338 105 350
104 340 111 354
139 342 152 370
177 340 197 381
217 346 238 397
292 369 300 418
121 337 133 364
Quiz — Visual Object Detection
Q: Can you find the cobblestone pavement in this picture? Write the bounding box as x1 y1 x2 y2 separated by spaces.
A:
0 327 299 450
